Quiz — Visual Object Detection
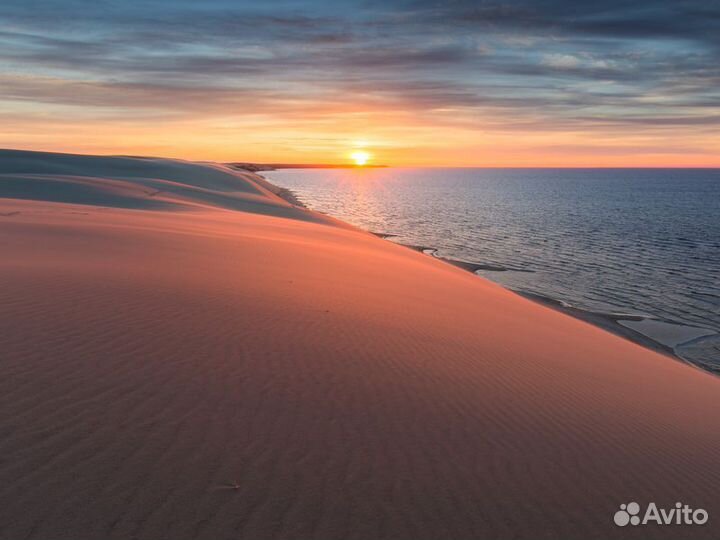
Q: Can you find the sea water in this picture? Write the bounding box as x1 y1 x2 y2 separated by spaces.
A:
265 168 720 372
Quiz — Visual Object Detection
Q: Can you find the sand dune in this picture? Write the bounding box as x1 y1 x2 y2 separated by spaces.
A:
0 149 342 223
1 150 719 539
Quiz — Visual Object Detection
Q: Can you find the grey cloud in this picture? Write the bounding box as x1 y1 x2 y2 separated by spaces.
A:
0 0 717 134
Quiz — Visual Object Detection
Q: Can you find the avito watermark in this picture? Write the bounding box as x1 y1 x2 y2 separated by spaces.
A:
614 502 708 527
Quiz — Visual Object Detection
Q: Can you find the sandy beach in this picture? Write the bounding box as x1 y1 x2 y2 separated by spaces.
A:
1 149 719 540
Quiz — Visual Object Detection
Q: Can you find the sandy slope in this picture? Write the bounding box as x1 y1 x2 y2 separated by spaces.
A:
0 149 718 540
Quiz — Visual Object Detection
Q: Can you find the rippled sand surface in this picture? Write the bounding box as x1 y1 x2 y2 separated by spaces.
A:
2 150 720 540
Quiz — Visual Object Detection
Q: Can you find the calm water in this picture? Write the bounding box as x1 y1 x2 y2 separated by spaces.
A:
265 168 720 371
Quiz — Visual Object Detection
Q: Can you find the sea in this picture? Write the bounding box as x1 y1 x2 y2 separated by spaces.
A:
264 168 720 373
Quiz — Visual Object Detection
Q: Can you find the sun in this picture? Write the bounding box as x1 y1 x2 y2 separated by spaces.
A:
350 150 371 166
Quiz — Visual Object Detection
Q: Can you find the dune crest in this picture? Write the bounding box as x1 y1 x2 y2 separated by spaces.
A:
0 149 343 223
1 150 718 540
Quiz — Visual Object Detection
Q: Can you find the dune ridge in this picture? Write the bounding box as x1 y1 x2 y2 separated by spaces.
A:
1 149 719 540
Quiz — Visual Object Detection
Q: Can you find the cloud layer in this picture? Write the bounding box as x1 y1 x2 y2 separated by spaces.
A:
1 0 718 164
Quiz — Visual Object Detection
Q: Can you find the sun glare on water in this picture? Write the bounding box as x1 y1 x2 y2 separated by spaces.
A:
351 150 371 166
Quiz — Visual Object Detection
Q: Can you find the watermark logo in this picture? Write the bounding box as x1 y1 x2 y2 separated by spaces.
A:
614 502 708 527
614 502 641 526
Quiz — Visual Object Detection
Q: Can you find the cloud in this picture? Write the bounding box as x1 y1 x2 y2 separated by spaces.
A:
541 54 582 69
0 0 718 156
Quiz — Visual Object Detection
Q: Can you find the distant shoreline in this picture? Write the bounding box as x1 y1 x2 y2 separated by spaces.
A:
228 162 388 172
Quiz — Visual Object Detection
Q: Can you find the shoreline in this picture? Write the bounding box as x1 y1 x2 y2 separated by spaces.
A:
401 242 720 374
408 246 720 374
259 171 720 374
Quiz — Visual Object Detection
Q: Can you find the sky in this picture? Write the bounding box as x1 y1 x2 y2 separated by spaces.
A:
1 0 719 166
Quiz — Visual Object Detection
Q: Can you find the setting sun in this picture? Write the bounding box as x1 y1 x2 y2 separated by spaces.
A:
351 150 371 166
